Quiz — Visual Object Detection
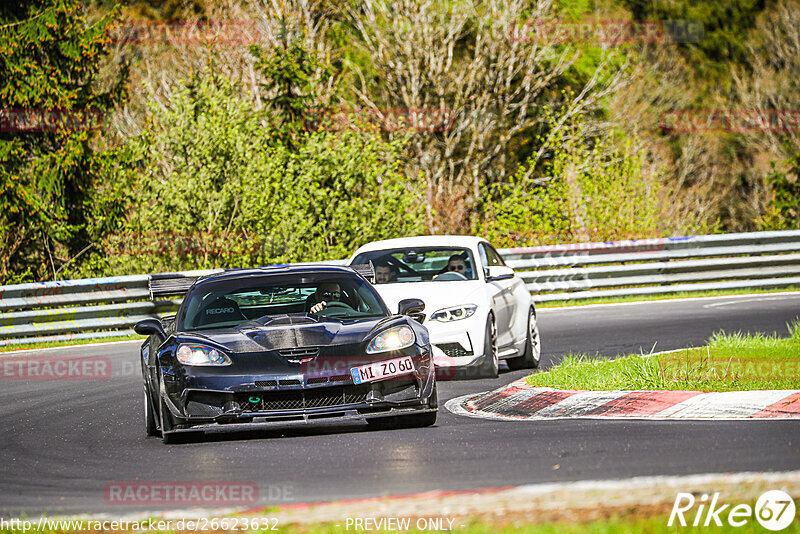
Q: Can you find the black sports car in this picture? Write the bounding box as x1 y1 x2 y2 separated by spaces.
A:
134 265 436 443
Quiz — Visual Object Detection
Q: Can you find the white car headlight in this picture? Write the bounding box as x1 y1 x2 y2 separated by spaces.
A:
430 304 477 322
176 344 232 366
366 325 415 354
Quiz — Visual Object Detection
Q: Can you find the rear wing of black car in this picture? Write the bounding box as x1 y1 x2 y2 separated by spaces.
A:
350 263 375 283
148 271 217 300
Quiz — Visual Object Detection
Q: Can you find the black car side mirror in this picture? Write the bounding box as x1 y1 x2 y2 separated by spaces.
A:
398 298 425 322
134 318 166 338
398 298 425 316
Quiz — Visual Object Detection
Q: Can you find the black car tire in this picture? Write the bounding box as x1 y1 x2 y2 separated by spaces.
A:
507 308 541 370
396 410 437 428
144 386 159 437
367 410 437 430
159 391 184 444
477 315 499 378
398 382 438 427
368 384 438 430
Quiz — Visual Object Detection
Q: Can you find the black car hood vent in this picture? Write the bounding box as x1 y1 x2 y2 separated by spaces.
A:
261 315 318 327
236 315 374 351
181 315 399 354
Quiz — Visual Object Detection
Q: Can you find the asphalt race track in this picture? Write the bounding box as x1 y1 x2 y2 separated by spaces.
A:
1 293 799 516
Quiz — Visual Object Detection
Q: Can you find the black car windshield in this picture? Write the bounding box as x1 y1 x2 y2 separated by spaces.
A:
179 272 388 331
352 247 478 283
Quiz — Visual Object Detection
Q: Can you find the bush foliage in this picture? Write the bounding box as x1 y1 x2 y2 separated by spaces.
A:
479 113 662 247
3 0 798 283
84 73 423 277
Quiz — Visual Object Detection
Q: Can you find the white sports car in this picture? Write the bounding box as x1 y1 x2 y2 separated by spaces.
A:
349 236 540 378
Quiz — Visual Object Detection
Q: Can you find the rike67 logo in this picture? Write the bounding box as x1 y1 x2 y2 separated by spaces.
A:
669 490 796 531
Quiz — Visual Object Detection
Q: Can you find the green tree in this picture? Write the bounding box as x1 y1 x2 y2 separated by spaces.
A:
478 111 664 246
249 17 335 149
0 0 126 283
622 0 766 93
97 70 422 276
759 154 800 230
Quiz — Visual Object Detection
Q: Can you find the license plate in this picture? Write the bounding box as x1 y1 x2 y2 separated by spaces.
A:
350 356 415 384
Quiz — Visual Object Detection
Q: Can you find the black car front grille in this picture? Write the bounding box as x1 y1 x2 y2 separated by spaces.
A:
307 377 328 385
236 385 371 412
279 378 301 386
278 347 320 359
255 379 278 387
344 388 369 404
330 374 352 383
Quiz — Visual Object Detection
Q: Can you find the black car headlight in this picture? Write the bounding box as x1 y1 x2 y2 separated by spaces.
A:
366 325 416 354
176 344 232 366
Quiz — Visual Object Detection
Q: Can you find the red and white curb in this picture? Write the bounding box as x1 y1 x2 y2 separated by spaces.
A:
445 378 800 420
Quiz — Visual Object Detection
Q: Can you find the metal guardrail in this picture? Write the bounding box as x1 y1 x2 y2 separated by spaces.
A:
498 230 800 302
0 270 220 346
1 231 798 346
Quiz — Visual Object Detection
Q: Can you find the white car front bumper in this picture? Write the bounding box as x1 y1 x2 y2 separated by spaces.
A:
424 313 487 370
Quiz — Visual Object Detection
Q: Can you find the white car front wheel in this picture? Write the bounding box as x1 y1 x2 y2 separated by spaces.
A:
507 308 540 370
476 315 499 378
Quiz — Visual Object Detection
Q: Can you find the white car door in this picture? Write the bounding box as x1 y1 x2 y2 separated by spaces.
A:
479 243 516 349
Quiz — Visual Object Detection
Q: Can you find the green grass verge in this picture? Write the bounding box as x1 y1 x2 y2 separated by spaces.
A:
535 287 800 308
526 322 800 391
0 334 142 353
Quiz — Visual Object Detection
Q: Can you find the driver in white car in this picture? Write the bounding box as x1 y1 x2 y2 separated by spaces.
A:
434 254 471 280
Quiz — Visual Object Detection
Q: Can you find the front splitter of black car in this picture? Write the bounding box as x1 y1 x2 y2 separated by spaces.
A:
158 370 437 436
163 405 438 437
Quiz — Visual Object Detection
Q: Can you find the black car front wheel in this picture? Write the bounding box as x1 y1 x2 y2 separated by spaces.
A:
368 410 437 430
397 382 438 428
396 410 437 428
368 384 438 430
158 386 189 444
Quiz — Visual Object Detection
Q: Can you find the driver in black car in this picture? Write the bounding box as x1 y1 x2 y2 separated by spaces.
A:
307 282 343 314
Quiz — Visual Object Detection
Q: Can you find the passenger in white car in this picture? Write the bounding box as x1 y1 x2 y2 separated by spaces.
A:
374 260 398 284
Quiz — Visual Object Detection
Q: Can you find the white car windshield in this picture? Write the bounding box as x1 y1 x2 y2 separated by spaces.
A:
352 247 478 283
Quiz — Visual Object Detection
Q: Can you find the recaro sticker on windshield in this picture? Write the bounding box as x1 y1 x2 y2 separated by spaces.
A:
207 307 235 315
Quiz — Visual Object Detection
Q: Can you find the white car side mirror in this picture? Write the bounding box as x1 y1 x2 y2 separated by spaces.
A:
485 265 514 282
